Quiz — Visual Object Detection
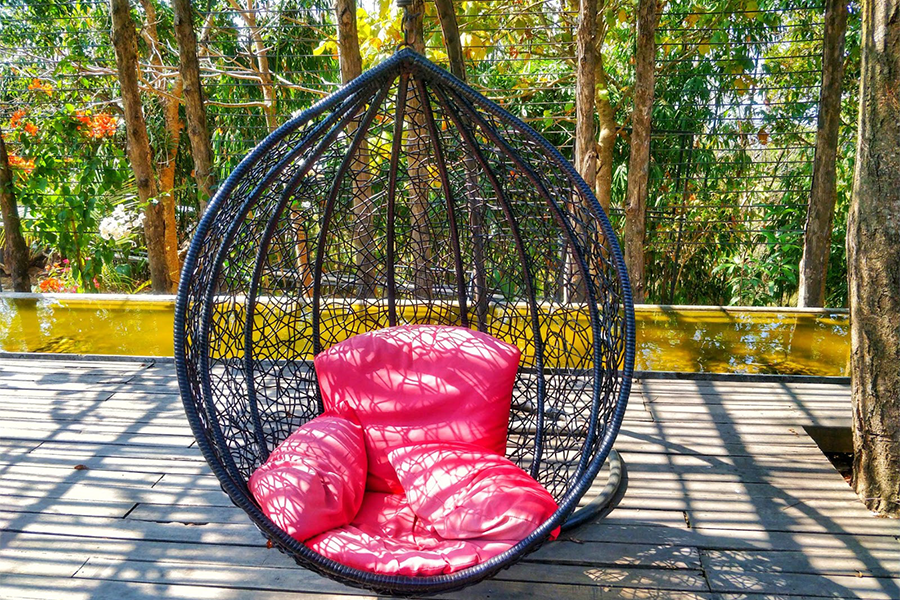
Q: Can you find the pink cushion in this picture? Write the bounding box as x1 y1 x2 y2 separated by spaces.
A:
387 441 560 541
314 325 521 493
306 492 517 576
248 412 366 543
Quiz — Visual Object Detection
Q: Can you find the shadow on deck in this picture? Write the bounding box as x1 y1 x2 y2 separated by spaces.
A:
0 355 897 600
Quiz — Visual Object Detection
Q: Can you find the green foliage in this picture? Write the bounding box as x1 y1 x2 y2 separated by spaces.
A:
0 0 859 306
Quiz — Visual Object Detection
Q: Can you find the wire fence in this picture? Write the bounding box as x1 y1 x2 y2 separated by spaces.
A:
0 0 856 305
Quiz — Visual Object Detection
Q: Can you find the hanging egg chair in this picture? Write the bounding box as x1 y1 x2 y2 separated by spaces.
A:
174 46 635 595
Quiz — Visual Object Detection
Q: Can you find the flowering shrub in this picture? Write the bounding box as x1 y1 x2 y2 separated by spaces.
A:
3 92 136 292
36 260 80 293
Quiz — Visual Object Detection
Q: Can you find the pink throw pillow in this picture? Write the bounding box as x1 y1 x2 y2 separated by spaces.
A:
387 441 560 541
249 412 366 543
314 325 521 493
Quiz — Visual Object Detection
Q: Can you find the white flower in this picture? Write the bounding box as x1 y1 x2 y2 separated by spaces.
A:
99 205 144 242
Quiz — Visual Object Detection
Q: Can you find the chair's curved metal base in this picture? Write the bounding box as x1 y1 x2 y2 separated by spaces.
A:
561 448 628 532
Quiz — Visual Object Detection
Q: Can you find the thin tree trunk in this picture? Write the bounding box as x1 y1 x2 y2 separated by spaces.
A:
434 0 465 80
173 0 216 215
575 0 597 194
847 0 900 517
110 0 173 293
798 0 850 307
138 0 182 288
595 61 616 213
567 0 597 303
622 0 659 303
228 0 278 133
404 0 433 298
435 0 488 327
159 77 184 288
0 127 31 292
336 0 375 296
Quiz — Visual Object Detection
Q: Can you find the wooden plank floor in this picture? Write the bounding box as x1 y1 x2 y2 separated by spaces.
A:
1 356 897 600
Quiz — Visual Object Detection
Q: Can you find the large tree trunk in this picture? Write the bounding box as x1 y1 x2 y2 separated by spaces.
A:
335 0 375 296
0 127 31 292
434 0 465 81
847 0 900 517
622 0 659 303
109 0 175 293
798 0 850 307
173 0 216 215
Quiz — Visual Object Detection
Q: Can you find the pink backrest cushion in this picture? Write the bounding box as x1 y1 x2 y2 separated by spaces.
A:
387 441 560 541
314 325 521 493
248 411 366 542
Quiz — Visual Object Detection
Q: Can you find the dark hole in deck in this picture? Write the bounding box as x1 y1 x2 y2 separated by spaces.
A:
804 425 853 486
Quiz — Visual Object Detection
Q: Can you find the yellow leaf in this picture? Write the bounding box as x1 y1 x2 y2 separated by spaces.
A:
698 39 710 55
617 8 628 23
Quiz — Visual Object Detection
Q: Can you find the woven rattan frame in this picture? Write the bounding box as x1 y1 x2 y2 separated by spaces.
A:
174 49 635 595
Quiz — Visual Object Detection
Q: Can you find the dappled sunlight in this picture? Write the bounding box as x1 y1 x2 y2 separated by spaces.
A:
2 357 898 599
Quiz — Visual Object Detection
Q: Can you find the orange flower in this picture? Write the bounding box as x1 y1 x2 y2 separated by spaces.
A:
89 113 117 138
23 122 38 136
39 277 60 292
8 154 36 174
27 78 53 94
9 109 26 128
76 111 116 138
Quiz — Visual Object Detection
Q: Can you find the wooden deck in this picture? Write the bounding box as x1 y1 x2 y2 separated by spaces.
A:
0 356 897 600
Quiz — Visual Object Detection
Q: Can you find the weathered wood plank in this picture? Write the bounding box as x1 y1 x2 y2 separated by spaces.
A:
0 573 373 600
705 567 900 600
700 548 900 579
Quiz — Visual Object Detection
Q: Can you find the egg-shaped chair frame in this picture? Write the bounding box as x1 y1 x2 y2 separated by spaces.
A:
175 48 635 596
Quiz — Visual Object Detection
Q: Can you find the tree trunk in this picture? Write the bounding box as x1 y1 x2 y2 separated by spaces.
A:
336 0 363 83
109 0 174 293
228 0 278 133
798 0 850 307
434 0 466 81
575 0 598 193
173 0 216 215
158 76 184 288
0 127 31 292
403 0 433 298
622 0 659 303
595 59 616 213
336 0 375 296
847 0 900 517
435 0 488 326
567 0 597 302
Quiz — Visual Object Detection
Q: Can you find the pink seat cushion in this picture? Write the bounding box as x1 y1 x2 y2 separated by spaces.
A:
306 492 517 576
388 441 560 541
249 412 366 543
314 325 521 493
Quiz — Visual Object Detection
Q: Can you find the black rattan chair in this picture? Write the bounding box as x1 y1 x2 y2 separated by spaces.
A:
175 47 635 595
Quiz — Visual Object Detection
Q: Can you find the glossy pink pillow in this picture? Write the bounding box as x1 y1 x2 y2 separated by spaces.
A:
314 325 521 492
248 413 366 543
387 441 560 541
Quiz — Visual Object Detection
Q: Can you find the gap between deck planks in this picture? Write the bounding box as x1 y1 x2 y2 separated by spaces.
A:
0 355 898 600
